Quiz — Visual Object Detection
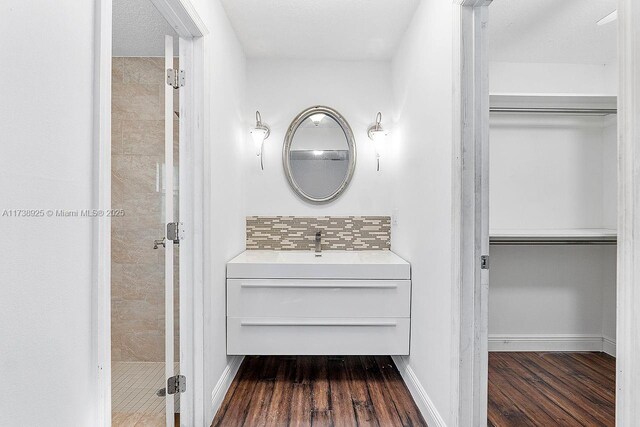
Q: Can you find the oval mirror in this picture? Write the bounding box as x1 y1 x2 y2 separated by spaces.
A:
283 106 356 203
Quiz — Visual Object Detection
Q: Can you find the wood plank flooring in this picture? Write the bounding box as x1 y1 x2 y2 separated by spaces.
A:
212 356 427 427
488 352 616 427
214 352 615 427
112 413 179 427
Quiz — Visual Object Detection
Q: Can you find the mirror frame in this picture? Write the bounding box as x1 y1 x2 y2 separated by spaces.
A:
282 105 357 203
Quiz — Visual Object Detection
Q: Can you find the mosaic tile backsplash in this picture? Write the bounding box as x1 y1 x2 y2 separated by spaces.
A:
246 216 391 251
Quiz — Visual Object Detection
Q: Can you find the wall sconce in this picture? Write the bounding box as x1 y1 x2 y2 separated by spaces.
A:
367 112 389 171
250 110 270 170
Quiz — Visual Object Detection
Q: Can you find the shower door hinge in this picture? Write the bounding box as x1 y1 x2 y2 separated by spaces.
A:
167 222 183 244
166 69 185 89
167 375 186 395
481 255 489 270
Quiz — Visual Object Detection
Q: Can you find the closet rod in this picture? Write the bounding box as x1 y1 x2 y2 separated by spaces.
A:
490 107 617 115
490 240 617 246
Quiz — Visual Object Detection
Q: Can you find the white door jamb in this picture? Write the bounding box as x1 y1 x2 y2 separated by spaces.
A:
617 1 640 424
452 1 491 426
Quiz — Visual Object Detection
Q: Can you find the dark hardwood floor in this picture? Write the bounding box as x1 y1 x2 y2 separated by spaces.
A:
212 356 427 427
488 352 616 427
213 352 615 426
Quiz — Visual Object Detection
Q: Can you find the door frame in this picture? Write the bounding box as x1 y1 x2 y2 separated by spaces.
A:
453 0 640 425
616 0 640 424
452 1 491 426
92 0 208 425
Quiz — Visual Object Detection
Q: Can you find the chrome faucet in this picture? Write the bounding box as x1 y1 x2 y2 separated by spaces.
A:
315 231 322 256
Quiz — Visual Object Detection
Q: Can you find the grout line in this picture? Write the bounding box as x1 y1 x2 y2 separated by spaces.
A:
112 361 166 414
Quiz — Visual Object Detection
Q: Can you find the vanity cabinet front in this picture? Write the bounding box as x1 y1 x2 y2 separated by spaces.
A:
226 251 411 355
227 317 410 355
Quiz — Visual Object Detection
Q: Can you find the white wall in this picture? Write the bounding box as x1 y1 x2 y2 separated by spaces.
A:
245 59 393 215
188 0 248 423
489 246 612 335
602 115 618 230
490 115 613 230
601 115 617 351
0 1 96 425
490 61 617 95
601 245 617 348
489 243 617 354
390 0 455 423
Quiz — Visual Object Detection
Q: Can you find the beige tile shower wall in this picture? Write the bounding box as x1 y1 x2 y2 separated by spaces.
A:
246 216 391 250
111 57 179 362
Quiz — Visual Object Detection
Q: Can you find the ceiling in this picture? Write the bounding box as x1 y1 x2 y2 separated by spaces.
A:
219 0 421 61
113 0 177 56
490 0 617 65
113 0 616 63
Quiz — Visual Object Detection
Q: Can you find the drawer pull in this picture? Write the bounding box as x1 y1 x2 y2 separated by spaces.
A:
240 320 398 327
240 283 398 289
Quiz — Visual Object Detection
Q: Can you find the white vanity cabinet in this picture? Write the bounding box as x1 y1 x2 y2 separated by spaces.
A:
226 250 411 355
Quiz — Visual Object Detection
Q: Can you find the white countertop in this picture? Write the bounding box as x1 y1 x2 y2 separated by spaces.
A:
227 250 410 280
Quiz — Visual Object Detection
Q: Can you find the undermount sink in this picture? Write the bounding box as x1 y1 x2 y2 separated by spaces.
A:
227 250 410 280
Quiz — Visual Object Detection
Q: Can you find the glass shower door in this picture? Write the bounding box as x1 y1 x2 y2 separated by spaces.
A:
111 53 175 427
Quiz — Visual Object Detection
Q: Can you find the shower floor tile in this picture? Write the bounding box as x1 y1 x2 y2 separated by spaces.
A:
112 361 179 424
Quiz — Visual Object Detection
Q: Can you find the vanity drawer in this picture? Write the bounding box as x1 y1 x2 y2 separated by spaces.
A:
227 279 411 318
227 317 410 355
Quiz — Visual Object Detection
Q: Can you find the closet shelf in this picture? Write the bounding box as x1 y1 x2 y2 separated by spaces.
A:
490 94 617 115
490 229 617 245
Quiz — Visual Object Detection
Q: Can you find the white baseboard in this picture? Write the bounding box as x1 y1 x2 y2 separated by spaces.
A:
603 336 616 357
392 355 446 427
489 334 616 353
210 356 244 420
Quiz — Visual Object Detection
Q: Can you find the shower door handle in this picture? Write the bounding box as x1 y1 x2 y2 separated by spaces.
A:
153 237 166 249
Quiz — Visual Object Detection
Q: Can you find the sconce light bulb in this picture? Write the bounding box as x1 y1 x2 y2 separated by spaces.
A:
370 130 387 157
250 111 270 170
310 113 326 126
250 128 267 156
367 113 389 163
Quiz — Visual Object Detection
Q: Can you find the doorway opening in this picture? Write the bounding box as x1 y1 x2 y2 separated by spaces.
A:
97 0 207 425
111 1 181 424
486 1 617 425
